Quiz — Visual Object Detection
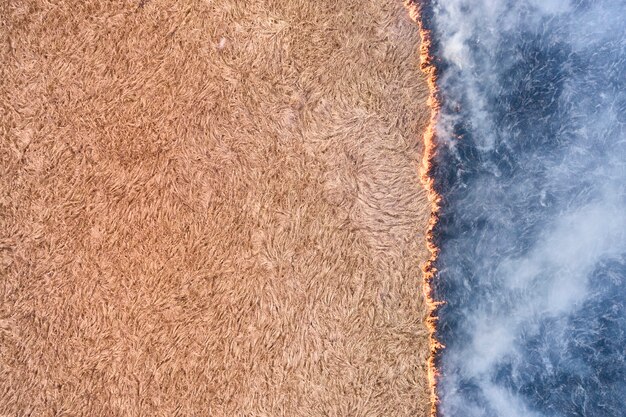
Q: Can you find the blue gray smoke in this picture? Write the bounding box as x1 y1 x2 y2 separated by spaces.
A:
421 0 626 416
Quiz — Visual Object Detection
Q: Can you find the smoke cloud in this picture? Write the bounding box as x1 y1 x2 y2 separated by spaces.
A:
425 0 626 416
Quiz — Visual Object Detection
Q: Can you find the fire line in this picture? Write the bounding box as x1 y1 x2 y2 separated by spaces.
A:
404 1 443 416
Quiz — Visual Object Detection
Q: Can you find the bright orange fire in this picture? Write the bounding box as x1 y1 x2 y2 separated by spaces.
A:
404 2 444 416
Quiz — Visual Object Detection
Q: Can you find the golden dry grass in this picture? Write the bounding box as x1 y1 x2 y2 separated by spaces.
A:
0 0 431 415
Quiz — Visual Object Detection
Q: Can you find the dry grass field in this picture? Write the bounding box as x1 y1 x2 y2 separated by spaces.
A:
0 0 431 415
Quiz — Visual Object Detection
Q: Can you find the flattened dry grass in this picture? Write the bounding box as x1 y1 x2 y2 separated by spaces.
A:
0 0 431 415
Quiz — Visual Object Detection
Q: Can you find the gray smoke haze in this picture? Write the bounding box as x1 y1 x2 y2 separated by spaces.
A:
427 0 626 416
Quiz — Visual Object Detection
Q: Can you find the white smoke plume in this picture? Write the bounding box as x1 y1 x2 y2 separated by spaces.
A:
427 0 626 416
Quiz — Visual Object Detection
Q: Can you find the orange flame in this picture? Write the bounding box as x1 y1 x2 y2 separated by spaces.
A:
404 1 444 416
